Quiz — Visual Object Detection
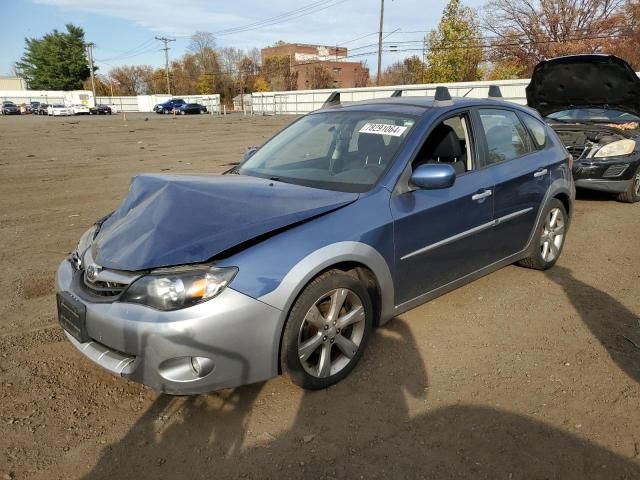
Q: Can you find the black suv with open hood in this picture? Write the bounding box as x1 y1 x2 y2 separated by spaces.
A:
527 54 640 202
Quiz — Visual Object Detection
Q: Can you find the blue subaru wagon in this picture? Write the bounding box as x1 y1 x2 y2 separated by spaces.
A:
56 89 575 394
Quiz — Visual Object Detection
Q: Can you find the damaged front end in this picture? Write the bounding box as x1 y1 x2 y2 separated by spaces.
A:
552 124 640 193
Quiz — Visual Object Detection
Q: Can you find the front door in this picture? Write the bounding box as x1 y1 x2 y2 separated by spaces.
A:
391 112 495 306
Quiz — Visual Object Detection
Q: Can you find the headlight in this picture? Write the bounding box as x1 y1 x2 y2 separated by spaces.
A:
120 266 238 311
593 139 636 158
76 225 98 257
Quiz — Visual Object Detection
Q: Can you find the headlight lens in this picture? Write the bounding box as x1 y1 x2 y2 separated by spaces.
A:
121 266 238 311
76 225 98 257
593 139 636 158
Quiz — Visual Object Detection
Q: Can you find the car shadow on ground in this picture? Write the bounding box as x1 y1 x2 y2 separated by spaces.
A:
81 318 640 479
546 266 640 385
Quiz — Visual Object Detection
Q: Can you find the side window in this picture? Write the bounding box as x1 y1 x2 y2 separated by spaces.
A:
520 113 547 148
412 113 473 175
478 109 534 165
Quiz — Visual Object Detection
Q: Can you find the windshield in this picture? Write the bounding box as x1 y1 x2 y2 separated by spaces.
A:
238 111 416 193
547 108 640 124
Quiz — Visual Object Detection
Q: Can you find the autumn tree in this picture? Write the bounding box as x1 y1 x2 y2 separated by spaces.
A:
262 54 297 91
16 23 91 90
379 56 425 85
425 0 483 83
108 65 155 95
483 0 625 75
306 64 334 89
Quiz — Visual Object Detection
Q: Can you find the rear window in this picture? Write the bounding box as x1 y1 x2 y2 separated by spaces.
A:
478 109 535 165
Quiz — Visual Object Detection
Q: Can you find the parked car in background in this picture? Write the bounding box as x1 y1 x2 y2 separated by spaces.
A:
178 103 207 115
153 98 186 114
19 104 32 114
31 101 42 114
1 101 20 115
35 103 49 115
71 104 91 115
528 54 640 203
56 91 574 394
90 104 112 115
47 104 73 116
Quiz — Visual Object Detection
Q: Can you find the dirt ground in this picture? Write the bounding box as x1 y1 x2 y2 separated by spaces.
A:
0 113 639 480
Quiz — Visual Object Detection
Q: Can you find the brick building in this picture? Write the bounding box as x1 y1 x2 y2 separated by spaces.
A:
261 43 369 90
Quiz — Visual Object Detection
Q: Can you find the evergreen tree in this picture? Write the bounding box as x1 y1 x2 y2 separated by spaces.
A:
16 24 91 90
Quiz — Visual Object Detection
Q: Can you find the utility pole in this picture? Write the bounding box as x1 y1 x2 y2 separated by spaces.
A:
86 42 96 100
376 0 384 86
155 36 176 95
422 34 427 84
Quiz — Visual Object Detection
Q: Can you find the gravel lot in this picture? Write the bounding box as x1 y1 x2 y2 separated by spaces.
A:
0 113 639 479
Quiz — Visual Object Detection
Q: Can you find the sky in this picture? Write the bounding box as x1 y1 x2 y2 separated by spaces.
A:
0 0 486 77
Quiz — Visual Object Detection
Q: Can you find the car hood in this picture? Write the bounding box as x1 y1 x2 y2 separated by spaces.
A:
526 54 640 117
92 173 358 271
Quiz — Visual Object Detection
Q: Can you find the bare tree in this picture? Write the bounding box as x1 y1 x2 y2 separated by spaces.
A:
484 0 625 74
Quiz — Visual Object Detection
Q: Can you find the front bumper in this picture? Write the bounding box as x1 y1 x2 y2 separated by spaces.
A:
55 259 284 394
573 157 638 193
574 178 632 193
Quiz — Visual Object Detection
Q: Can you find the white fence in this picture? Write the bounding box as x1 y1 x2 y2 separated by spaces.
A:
251 79 532 115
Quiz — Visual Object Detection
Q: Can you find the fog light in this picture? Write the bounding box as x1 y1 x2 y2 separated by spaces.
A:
190 356 215 377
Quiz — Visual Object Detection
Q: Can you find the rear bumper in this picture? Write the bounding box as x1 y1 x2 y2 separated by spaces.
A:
55 259 285 394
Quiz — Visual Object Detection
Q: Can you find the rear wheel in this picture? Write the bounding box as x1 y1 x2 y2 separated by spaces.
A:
281 270 372 390
617 165 640 203
518 198 568 270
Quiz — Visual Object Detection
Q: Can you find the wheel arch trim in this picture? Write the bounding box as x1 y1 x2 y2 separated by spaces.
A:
259 241 395 326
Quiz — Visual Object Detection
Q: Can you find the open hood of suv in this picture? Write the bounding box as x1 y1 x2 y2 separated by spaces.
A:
92 173 358 271
526 54 640 117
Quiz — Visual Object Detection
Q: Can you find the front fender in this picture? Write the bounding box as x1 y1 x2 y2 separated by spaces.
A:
258 241 395 325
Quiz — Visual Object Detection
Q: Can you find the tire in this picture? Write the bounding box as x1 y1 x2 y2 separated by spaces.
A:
518 198 568 270
281 270 373 390
617 165 640 203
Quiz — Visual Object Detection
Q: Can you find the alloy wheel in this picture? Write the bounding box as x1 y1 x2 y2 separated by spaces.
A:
297 288 366 378
540 207 565 262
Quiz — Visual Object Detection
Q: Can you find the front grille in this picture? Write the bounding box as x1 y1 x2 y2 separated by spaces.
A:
566 145 588 159
603 164 628 178
82 275 127 297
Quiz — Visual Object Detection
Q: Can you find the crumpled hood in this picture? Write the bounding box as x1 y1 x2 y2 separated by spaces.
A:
92 173 358 271
527 54 640 117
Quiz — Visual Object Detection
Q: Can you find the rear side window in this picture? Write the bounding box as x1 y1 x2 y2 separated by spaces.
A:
478 109 534 165
520 113 547 148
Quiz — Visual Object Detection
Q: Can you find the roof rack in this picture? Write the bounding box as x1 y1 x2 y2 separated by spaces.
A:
433 86 453 107
321 91 341 109
488 85 502 98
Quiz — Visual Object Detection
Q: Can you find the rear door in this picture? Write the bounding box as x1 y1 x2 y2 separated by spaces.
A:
474 108 550 262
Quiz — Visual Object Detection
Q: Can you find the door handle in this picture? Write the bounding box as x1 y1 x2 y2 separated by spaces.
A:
533 168 548 178
471 189 492 201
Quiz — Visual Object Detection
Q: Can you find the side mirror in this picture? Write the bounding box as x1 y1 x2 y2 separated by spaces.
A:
410 163 456 189
244 146 258 161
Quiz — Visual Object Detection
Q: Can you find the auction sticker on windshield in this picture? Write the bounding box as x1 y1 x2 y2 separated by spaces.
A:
359 123 408 136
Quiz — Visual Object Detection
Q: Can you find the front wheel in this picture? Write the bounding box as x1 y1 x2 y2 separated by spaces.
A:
281 270 373 390
617 165 640 203
518 198 568 270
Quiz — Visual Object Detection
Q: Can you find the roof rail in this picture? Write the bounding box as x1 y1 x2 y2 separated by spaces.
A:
391 90 403 97
321 91 341 109
488 85 502 98
433 86 453 107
